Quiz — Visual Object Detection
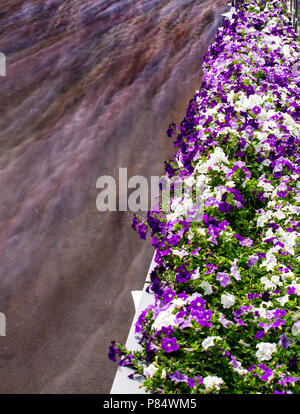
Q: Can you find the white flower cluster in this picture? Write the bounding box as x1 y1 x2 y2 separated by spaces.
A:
201 336 222 350
167 196 194 222
143 363 158 378
256 342 277 361
203 375 224 391
152 309 177 331
199 280 213 295
195 147 230 174
221 293 236 309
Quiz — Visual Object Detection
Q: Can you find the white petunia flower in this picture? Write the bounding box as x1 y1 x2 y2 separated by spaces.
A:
169 298 187 311
191 267 200 280
144 363 158 378
263 228 275 241
270 275 282 286
152 310 177 331
172 249 188 258
256 343 277 361
221 293 236 309
276 295 289 306
260 253 277 271
185 175 195 187
199 280 213 295
202 336 222 350
226 181 235 188
273 210 286 220
203 376 224 390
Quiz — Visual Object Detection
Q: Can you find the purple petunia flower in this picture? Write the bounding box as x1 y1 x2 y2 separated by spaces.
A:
278 333 291 349
248 293 260 301
272 319 286 329
108 341 121 362
255 331 266 340
277 376 300 387
161 337 179 353
287 356 298 368
258 321 270 331
145 340 158 361
247 255 258 267
188 378 195 388
160 326 175 337
162 289 176 303
261 291 270 301
240 237 253 247
273 309 286 318
235 234 253 247
219 202 233 213
169 370 188 383
204 263 218 274
191 247 201 255
234 317 247 326
175 264 192 283
217 272 231 287
135 306 152 334
257 252 266 258
252 106 262 115
192 308 213 327
119 354 134 367
259 364 274 382
189 296 206 310
257 191 267 203
137 223 148 240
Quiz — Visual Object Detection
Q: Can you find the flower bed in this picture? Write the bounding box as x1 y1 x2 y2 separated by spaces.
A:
109 0 300 394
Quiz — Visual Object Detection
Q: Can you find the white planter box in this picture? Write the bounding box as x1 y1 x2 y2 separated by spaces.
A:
110 254 156 394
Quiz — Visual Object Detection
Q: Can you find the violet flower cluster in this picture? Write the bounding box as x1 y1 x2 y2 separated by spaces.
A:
110 0 300 394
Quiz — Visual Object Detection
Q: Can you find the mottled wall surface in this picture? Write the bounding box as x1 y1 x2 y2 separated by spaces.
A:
0 0 227 393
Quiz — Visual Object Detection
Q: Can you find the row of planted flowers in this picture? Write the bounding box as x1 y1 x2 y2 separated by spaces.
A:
109 0 300 394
